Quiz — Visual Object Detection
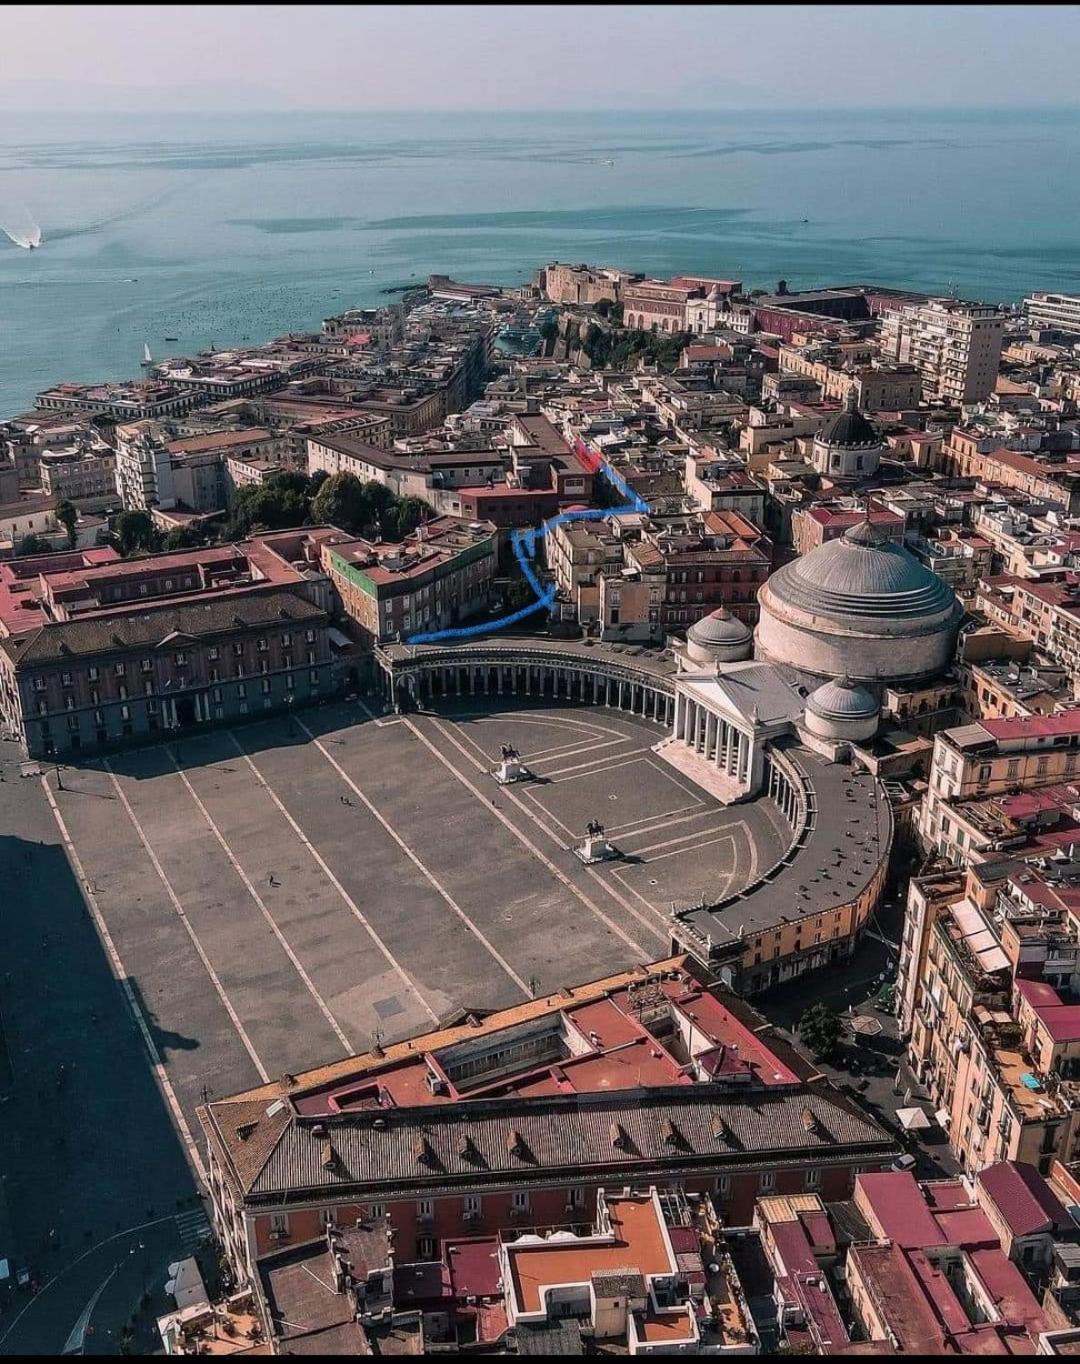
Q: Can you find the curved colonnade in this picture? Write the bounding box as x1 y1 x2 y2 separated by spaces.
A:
376 640 891 992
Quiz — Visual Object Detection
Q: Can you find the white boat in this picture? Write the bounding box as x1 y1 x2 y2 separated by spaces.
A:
141 343 154 368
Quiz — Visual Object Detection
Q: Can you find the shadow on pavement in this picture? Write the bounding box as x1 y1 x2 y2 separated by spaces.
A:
0 833 199 1353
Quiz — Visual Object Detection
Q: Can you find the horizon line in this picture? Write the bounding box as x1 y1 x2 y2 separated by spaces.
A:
3 101 1080 116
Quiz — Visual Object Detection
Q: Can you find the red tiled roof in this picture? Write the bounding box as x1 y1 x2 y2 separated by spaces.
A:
857 1172 942 1248
978 1161 1071 1238
445 1239 501 1299
1015 978 1064 1010
981 712 1080 741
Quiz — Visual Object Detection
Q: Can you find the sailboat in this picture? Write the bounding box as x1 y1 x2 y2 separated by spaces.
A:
141 343 154 368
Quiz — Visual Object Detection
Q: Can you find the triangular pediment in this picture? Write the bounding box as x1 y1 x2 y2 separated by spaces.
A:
156 629 198 648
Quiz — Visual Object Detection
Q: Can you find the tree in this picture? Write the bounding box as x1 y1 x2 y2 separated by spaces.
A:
228 472 311 538
306 468 330 499
56 499 78 549
115 510 157 556
796 1003 843 1061
162 523 206 552
16 532 50 557
310 472 369 534
388 496 429 540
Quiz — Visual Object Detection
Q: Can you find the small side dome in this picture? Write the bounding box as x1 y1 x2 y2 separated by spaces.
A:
686 606 753 665
803 675 879 741
816 388 880 449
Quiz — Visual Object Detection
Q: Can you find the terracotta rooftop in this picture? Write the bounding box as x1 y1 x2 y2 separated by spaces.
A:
504 1193 674 1317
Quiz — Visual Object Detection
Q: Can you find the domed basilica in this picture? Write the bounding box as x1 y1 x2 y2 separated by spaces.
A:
664 513 963 798
755 518 963 688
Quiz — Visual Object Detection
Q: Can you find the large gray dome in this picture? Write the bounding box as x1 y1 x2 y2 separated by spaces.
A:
755 521 963 685
766 523 955 623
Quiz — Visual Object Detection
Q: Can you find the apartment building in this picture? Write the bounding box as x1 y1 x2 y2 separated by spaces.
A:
942 428 1080 514
1 412 102 489
790 501 905 557
920 711 1080 862
321 515 498 648
897 862 1080 1176
778 342 922 410
880 298 1006 405
547 515 624 624
35 379 205 421
978 573 1080 675
38 447 117 502
1024 292 1080 335
641 509 773 630
847 1171 1052 1350
113 420 275 514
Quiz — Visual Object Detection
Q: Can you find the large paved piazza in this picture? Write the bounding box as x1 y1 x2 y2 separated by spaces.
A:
41 696 788 1147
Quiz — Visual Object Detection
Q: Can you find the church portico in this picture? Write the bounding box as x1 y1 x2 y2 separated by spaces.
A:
659 662 805 803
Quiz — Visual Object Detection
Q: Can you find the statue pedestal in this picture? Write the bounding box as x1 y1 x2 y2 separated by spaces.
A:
575 834 619 865
494 758 531 785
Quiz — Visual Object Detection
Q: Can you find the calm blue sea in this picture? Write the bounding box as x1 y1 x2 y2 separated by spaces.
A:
1 107 1079 417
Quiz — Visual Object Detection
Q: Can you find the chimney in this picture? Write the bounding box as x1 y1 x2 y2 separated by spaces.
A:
413 1135 438 1168
660 1117 684 1148
711 1113 732 1142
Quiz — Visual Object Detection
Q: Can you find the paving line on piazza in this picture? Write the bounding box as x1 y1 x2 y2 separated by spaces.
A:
434 704 654 761
227 732 444 1027
610 832 740 917
101 758 272 1083
165 747 355 1057
417 713 669 949
439 707 695 835
294 717 535 999
38 771 208 1184
425 707 767 928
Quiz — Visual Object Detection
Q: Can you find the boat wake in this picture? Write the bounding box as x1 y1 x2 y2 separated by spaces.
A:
0 206 43 250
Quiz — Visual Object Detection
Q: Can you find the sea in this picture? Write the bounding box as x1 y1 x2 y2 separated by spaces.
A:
1 106 1079 418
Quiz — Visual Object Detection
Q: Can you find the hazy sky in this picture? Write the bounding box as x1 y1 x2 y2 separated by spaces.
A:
2 4 1079 113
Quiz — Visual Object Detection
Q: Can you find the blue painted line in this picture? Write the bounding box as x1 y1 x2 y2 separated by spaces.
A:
404 456 648 646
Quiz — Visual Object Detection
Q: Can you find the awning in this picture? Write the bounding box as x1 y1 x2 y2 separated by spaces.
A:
848 1014 884 1036
935 1108 951 1129
328 627 353 650
896 1106 932 1132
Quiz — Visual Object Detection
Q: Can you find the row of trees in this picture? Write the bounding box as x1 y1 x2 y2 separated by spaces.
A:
78 471 438 560
228 469 430 542
578 323 692 373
